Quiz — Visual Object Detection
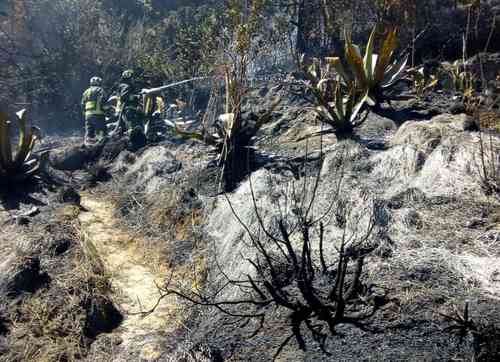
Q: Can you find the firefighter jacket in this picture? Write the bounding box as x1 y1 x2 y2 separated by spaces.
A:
81 86 107 119
117 82 142 113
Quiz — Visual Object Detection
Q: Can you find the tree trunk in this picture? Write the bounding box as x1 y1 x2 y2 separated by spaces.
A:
295 0 308 57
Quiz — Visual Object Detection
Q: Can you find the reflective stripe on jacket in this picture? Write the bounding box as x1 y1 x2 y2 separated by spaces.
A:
82 86 106 118
144 95 165 116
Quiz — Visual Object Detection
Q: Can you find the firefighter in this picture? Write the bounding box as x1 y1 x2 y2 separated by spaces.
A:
81 77 108 144
143 78 166 141
117 69 144 134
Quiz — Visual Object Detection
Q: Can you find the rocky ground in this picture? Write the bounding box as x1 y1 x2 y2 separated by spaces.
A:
0 78 499 362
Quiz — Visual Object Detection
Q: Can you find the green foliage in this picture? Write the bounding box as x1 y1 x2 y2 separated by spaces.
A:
408 66 438 98
442 60 475 95
0 109 42 185
137 5 222 82
328 26 408 104
303 58 369 137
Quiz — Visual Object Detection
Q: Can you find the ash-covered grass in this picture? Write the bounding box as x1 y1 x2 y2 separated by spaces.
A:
0 206 112 362
85 161 214 355
101 149 215 271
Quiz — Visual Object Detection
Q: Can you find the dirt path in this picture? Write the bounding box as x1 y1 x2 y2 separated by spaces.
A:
79 194 178 360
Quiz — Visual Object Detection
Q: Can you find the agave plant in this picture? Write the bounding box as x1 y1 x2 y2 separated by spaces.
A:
0 109 42 185
327 26 408 105
313 81 370 136
302 58 370 138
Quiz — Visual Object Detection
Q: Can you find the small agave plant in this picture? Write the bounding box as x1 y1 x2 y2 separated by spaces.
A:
303 58 370 138
313 81 370 136
327 26 408 105
0 109 42 185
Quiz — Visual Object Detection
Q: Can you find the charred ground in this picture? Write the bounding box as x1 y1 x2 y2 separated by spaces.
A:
1 75 499 361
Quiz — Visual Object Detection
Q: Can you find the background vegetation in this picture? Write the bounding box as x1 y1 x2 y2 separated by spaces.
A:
0 0 498 132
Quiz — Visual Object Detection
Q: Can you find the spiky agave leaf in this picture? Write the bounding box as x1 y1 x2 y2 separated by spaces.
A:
345 84 356 120
340 83 369 126
380 53 408 88
345 30 368 89
373 28 399 85
326 57 351 83
306 76 368 136
317 78 330 92
13 109 35 166
15 158 40 181
315 105 336 123
335 82 345 121
0 112 13 167
331 26 406 104
364 27 377 82
350 90 370 126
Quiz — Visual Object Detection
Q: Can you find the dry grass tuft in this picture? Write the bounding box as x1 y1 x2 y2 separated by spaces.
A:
477 110 500 133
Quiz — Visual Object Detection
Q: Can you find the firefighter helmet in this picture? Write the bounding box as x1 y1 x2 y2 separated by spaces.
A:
90 77 102 86
121 69 134 80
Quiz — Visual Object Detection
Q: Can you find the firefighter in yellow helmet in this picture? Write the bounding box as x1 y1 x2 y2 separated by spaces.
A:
81 77 108 144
